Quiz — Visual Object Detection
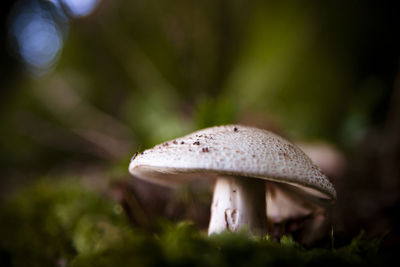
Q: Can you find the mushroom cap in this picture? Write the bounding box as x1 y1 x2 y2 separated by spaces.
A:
129 125 336 205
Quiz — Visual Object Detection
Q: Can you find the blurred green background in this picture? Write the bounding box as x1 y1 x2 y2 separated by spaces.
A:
1 0 400 265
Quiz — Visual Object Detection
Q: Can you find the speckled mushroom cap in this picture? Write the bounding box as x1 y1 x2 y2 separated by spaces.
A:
129 125 336 205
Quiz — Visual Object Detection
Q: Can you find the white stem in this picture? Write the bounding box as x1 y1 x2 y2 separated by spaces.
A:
208 176 267 236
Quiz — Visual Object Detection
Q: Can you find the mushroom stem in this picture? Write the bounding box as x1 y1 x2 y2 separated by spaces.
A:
208 176 267 236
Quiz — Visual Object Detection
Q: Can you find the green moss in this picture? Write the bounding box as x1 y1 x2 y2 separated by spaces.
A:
0 179 387 267
0 178 132 266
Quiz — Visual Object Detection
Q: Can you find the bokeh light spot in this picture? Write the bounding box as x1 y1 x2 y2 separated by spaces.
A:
61 0 99 18
16 15 62 70
10 1 65 74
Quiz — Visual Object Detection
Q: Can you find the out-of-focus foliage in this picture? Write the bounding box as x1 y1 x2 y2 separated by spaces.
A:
1 0 395 178
0 179 387 267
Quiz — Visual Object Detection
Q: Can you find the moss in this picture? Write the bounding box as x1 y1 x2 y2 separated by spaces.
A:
0 179 387 267
0 178 132 266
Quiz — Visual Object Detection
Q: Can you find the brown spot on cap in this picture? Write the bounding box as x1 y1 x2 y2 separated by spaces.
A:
202 147 210 152
193 141 200 145
172 140 178 144
131 152 138 161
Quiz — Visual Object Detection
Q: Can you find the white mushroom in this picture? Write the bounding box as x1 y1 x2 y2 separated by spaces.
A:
129 125 336 236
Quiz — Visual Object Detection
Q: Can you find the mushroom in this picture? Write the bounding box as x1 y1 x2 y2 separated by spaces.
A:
129 125 336 236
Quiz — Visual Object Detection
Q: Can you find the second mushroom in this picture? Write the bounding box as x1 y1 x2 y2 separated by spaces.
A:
129 125 336 236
